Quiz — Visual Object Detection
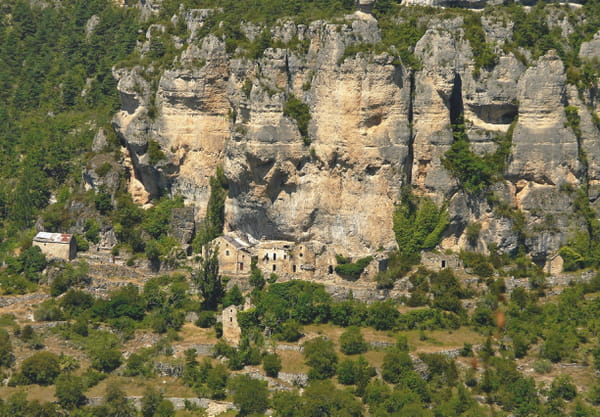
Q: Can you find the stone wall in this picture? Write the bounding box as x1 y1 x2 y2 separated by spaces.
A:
33 241 76 261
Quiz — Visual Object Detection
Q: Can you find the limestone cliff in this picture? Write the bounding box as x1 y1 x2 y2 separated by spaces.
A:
111 4 600 267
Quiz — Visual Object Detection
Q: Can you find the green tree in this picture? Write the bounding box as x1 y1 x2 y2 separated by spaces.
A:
55 373 86 409
20 351 61 385
194 167 228 249
283 95 311 141
549 375 577 401
277 319 303 342
382 349 413 384
367 300 399 330
263 352 282 378
303 337 338 380
102 384 137 417
141 386 163 417
192 244 223 310
206 364 229 400
154 400 175 417
393 189 448 258
339 326 368 355
91 348 122 372
223 284 244 307
302 380 364 417
0 329 14 367
229 374 269 416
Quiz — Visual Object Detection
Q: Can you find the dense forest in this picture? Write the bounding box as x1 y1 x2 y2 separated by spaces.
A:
0 0 600 416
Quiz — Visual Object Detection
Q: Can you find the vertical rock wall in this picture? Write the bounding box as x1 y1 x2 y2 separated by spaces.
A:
112 8 600 261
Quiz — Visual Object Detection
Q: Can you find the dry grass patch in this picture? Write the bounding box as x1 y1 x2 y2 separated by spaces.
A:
406 327 483 353
302 323 394 348
85 375 195 398
277 350 307 374
0 385 56 403
178 323 219 345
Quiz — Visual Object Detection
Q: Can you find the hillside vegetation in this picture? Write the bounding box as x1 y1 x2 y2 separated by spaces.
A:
0 0 600 416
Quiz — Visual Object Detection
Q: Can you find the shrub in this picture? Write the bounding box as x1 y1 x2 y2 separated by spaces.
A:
229 374 269 416
141 387 163 417
393 189 448 258
91 348 123 373
34 299 64 321
55 373 86 409
263 352 282 378
382 349 413 384
532 358 552 374
20 351 61 385
277 319 303 342
337 356 375 388
559 246 585 271
549 375 577 401
283 95 311 141
335 256 373 280
95 188 113 213
196 311 216 328
0 329 14 367
304 337 338 380
223 285 244 307
339 326 368 355
147 140 166 164
367 301 399 330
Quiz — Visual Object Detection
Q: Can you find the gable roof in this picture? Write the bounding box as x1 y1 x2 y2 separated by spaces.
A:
33 232 73 244
218 235 250 250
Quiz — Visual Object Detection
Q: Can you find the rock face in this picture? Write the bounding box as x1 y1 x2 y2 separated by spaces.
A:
507 53 580 186
112 7 600 267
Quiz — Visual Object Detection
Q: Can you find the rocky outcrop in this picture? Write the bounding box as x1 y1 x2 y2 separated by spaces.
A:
112 6 600 267
507 53 580 186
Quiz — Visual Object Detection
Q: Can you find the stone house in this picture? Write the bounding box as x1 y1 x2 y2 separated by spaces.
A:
213 235 251 276
421 251 461 271
32 232 77 261
544 254 564 275
222 305 241 346
255 240 316 276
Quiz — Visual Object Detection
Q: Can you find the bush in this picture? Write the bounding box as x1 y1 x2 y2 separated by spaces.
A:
55 373 86 409
381 349 413 384
155 400 175 417
196 311 216 328
277 319 303 342
0 329 14 367
283 95 311 142
147 140 166 164
91 349 122 373
339 326 368 355
20 351 61 385
141 387 163 417
337 356 375 389
229 374 269 416
95 189 113 213
335 256 373 280
223 285 244 307
367 301 399 330
263 352 282 378
393 189 448 258
549 375 577 401
34 299 64 321
304 337 338 380
532 358 552 374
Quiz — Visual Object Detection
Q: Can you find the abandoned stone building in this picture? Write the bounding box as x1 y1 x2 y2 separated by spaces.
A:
255 240 316 277
421 251 461 271
213 235 251 276
222 305 241 345
32 232 77 261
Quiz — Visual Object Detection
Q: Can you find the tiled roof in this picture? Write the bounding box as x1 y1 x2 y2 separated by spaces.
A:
33 232 73 244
